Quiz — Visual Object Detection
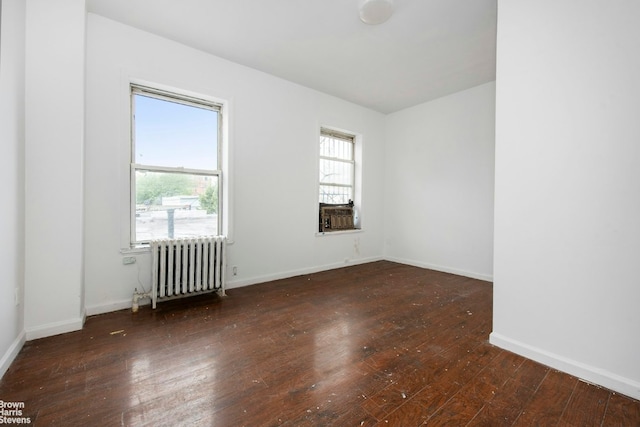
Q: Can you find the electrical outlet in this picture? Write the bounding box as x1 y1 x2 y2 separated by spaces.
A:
232 266 238 276
123 256 136 265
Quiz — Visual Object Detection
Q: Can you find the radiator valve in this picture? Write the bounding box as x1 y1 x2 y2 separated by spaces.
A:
131 290 151 313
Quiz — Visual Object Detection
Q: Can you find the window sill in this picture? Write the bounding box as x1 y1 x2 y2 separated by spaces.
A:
120 246 151 255
315 229 363 237
120 237 234 254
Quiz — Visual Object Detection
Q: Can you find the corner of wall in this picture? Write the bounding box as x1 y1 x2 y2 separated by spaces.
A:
0 330 26 379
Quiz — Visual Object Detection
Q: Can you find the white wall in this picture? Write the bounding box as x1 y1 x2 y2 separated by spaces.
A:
384 82 495 281
84 14 386 314
492 0 640 399
0 0 26 376
24 0 86 339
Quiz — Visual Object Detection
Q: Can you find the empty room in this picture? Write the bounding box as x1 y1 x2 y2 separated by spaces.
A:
1 0 639 425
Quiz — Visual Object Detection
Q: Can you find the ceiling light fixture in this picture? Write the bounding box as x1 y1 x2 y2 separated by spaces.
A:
358 0 394 25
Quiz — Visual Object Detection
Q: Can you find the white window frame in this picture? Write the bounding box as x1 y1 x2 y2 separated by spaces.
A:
130 84 223 246
319 128 356 204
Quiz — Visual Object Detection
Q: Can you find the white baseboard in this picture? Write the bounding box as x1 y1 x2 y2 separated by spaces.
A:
226 256 384 289
384 256 493 282
25 317 84 341
490 332 640 401
85 298 141 316
84 256 485 316
0 330 26 379
85 258 384 314
86 256 484 312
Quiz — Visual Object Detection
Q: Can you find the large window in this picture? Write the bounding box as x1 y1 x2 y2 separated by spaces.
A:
130 85 222 244
319 128 355 204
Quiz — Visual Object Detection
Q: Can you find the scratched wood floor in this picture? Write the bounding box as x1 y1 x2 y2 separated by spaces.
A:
1 261 639 426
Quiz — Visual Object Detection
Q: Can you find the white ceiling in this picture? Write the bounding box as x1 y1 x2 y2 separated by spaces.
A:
86 0 497 114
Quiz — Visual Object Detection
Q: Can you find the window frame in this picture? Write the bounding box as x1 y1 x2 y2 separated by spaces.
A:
318 128 356 205
129 84 223 246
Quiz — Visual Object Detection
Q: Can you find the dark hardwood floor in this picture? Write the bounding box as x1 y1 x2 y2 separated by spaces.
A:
1 261 639 426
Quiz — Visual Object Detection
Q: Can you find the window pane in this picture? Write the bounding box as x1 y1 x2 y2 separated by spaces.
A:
319 159 353 186
319 185 352 204
134 94 218 170
320 134 353 160
135 171 218 242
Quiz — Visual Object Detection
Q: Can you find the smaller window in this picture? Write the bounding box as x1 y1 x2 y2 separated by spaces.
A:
319 129 355 204
318 128 357 232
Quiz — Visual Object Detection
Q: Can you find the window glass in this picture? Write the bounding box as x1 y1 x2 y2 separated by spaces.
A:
134 171 219 241
318 130 355 205
134 94 218 170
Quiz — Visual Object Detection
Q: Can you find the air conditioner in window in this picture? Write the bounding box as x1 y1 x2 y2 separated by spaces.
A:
319 201 355 232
